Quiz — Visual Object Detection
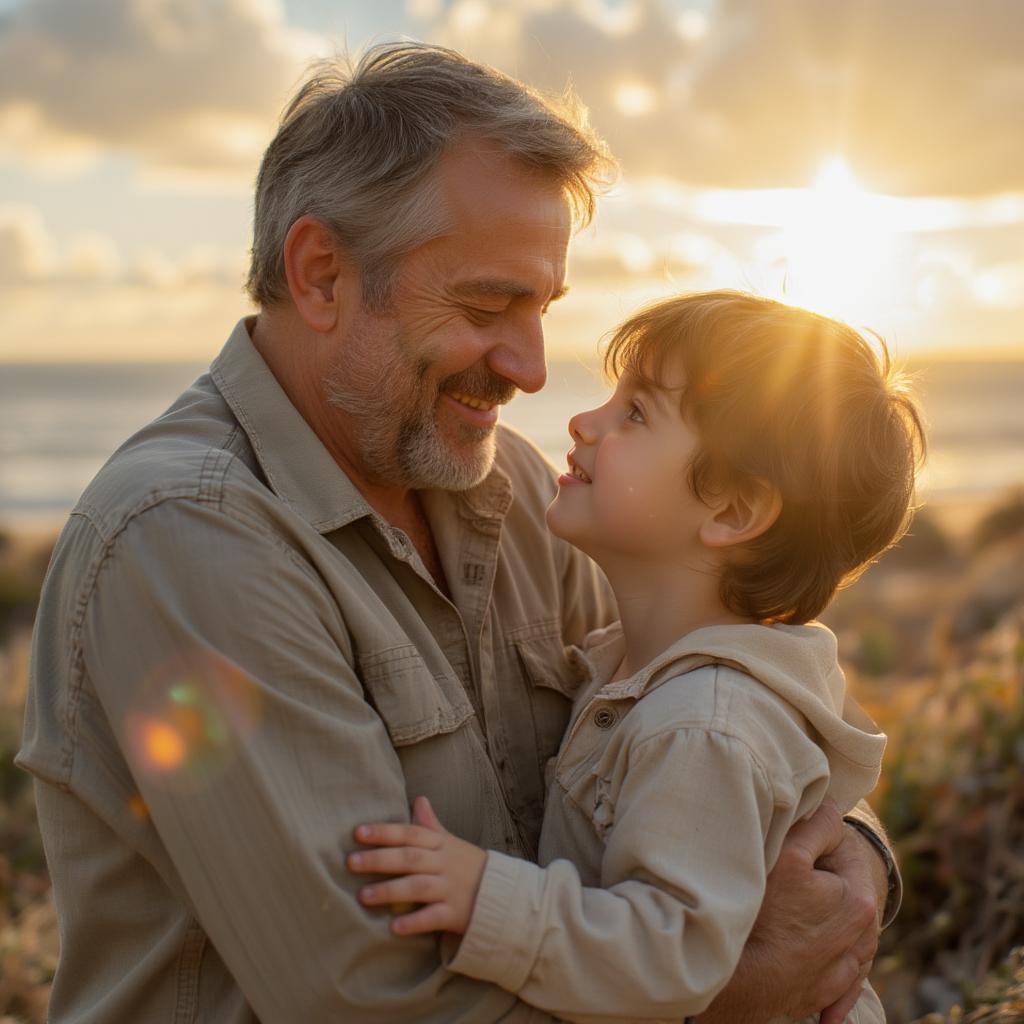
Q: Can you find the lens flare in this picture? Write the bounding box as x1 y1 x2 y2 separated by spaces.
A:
138 717 187 770
124 649 263 790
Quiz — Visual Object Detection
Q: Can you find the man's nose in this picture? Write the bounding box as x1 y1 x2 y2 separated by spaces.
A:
487 315 547 395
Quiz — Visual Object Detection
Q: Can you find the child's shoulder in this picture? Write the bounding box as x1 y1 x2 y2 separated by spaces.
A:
630 661 830 791
635 659 813 740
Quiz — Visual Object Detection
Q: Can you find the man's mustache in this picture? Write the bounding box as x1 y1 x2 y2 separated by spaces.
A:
439 365 518 406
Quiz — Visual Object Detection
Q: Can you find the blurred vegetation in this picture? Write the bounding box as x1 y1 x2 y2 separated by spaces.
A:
973 489 1024 553
886 506 958 570
912 947 1024 1023
1 488 1024 1022
0 531 53 1023
0 528 48 643
871 608 1024 1021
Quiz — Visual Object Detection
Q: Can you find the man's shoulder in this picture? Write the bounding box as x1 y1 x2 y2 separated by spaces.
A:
73 372 269 543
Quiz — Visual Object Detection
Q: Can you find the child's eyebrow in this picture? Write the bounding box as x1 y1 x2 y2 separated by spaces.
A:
623 373 675 415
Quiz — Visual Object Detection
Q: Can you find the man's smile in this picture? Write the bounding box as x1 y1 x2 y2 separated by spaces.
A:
440 390 501 427
447 389 498 412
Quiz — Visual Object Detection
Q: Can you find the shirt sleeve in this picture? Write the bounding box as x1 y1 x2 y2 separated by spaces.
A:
448 727 778 1023
79 497 539 1024
851 981 887 1024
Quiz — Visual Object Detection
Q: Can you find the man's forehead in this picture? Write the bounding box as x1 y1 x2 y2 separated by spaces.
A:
434 143 573 239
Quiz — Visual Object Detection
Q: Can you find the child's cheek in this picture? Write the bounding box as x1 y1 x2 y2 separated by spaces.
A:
597 464 660 535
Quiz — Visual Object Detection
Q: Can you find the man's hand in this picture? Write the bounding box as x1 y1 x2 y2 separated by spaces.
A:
815 822 888 1024
695 801 879 1024
348 796 487 935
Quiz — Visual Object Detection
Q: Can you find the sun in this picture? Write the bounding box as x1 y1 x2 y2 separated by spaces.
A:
765 157 909 324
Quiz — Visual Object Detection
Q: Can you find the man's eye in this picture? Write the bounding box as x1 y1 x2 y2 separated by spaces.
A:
465 306 503 321
627 401 645 424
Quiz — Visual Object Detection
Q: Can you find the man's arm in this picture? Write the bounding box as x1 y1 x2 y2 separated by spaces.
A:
80 498 534 1023
695 801 886 1024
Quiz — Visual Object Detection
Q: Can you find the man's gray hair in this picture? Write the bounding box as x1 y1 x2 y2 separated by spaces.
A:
245 41 616 311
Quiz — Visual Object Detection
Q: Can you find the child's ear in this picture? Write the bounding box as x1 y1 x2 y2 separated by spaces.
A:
699 477 782 550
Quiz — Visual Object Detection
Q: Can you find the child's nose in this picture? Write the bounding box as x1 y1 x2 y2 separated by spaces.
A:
568 407 599 445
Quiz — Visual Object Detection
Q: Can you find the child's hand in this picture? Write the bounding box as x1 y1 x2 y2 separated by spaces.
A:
348 795 487 936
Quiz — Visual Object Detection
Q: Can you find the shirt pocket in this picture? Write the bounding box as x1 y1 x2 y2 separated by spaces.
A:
356 644 474 746
509 621 585 699
508 622 587 771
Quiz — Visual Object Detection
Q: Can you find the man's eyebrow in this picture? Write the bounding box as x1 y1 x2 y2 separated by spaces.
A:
451 279 570 303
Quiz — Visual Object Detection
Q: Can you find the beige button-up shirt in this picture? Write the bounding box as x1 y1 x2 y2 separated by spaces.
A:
17 318 614 1023
449 622 889 1024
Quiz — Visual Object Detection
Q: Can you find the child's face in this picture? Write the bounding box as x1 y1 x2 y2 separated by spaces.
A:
546 362 709 565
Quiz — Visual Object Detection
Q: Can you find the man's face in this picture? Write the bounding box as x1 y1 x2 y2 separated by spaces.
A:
324 144 573 491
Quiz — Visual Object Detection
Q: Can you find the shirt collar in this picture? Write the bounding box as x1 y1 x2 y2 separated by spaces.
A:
581 620 754 701
585 620 841 704
210 317 514 535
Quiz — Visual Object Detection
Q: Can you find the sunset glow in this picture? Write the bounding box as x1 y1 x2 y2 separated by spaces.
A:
0 1 1021 360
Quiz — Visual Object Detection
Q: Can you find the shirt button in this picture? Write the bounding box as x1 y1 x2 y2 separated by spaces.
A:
593 707 617 730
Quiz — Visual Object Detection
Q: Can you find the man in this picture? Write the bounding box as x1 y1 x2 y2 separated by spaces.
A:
19 43 895 1023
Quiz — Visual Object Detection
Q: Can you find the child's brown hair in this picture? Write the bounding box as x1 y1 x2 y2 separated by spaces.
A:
604 290 927 624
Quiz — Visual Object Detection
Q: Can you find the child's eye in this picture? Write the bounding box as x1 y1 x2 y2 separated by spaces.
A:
626 401 645 424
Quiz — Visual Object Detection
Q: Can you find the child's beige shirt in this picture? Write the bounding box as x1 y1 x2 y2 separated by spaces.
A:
448 621 887 1023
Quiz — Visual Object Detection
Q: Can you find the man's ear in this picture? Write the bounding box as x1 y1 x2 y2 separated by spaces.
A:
282 215 357 332
699 476 782 551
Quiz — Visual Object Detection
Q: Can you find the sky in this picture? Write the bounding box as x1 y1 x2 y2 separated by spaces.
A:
0 0 1022 362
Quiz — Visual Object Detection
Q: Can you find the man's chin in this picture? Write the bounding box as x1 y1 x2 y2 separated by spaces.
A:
402 430 497 491
445 440 498 491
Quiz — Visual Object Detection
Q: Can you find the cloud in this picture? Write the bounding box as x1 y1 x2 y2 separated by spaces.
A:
0 203 251 360
0 204 243 289
570 223 732 287
6 0 1019 197
435 0 1024 197
0 0 324 179
0 204 53 284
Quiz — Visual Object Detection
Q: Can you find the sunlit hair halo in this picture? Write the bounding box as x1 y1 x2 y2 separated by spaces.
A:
604 290 927 625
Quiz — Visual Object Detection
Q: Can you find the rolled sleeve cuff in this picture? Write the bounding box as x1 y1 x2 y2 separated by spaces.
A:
843 814 902 928
445 849 545 993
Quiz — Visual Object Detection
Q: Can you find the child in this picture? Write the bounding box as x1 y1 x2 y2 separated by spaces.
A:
348 291 925 1023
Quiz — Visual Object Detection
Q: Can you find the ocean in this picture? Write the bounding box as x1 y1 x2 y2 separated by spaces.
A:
1 358 1022 529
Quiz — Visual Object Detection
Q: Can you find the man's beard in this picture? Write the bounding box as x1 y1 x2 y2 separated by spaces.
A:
323 315 517 491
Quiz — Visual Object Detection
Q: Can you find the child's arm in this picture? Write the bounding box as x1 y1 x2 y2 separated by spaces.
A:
351 727 781 1023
